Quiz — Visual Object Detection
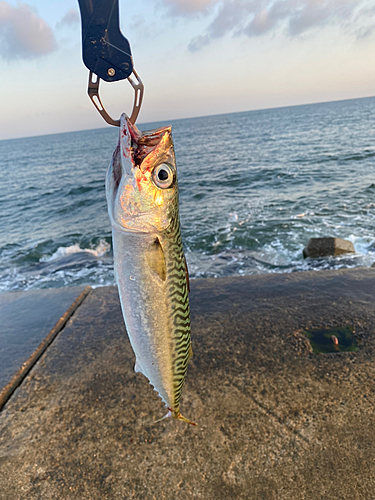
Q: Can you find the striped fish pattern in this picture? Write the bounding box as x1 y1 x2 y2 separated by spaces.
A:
162 211 192 411
106 114 195 425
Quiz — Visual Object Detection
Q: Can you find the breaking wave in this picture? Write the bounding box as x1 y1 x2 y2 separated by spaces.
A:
2 96 375 291
40 239 110 263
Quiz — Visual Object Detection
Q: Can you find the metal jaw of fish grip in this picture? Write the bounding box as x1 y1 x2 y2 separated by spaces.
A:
88 69 144 126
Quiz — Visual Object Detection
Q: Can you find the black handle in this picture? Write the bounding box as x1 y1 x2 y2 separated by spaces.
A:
77 0 133 82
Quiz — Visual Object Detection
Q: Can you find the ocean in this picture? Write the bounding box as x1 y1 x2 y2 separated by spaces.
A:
1 96 375 292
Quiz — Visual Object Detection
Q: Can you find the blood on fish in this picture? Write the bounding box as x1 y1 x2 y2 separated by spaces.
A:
135 171 149 192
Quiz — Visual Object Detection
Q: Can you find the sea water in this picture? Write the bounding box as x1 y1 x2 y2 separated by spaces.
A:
1 96 375 291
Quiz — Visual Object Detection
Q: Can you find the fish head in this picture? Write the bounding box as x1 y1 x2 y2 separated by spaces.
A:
106 114 179 233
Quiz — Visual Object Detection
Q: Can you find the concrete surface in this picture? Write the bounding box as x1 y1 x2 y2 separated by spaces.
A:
1 268 375 499
0 286 88 392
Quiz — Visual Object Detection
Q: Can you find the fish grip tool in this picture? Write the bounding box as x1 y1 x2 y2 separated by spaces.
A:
78 0 144 125
87 69 143 126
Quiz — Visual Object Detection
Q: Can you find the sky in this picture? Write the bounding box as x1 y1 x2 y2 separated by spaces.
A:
1 0 375 139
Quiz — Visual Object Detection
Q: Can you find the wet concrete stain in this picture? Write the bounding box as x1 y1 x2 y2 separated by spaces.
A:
0 286 89 391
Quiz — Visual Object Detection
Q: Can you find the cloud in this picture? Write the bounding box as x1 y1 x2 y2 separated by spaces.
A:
163 0 375 51
57 9 80 28
162 0 215 16
244 2 290 37
129 15 146 30
356 25 375 39
207 0 254 38
287 0 357 37
0 2 57 60
188 34 210 51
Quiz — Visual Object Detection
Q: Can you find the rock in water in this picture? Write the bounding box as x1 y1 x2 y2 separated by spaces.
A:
303 237 355 259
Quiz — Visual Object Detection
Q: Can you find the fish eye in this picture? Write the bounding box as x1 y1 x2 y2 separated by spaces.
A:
152 163 174 189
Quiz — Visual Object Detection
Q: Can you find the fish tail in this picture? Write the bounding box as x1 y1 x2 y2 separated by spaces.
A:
155 408 196 426
173 411 197 426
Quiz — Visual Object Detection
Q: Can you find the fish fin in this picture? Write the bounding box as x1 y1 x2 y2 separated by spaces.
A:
134 360 145 375
189 342 193 359
154 408 196 426
154 409 172 424
184 254 190 293
174 412 197 426
146 237 166 282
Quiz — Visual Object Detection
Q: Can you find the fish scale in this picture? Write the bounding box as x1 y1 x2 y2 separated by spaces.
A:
163 213 191 408
106 114 195 425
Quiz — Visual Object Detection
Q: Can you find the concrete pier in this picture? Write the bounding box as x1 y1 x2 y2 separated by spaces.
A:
1 268 375 499
0 286 90 411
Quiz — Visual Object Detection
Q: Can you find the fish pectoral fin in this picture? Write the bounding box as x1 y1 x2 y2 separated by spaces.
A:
146 237 166 281
189 342 193 359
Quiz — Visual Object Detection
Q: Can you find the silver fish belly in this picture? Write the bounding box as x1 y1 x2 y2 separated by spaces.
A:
106 114 194 425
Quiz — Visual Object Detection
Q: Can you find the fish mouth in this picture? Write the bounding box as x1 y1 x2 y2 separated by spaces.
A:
120 114 172 173
107 114 176 234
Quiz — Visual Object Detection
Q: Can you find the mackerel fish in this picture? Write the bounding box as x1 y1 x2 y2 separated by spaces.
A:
106 114 195 425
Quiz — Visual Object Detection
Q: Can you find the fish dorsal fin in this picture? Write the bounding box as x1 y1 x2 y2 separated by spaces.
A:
146 237 166 281
184 254 190 293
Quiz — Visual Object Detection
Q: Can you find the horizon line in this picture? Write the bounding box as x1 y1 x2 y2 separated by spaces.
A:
1 93 374 142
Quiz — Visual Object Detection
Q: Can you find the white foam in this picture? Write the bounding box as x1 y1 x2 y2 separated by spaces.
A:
40 239 110 262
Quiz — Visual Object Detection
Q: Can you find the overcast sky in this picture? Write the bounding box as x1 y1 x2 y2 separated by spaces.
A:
1 0 375 139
